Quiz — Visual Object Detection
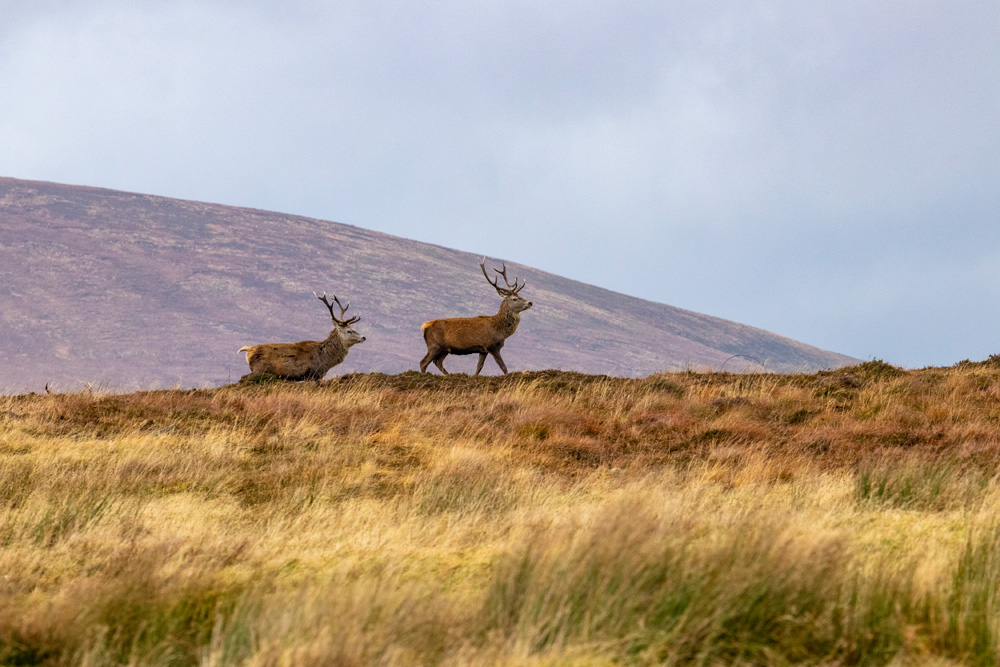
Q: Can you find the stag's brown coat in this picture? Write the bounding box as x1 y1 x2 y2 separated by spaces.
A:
419 259 533 375
239 293 365 382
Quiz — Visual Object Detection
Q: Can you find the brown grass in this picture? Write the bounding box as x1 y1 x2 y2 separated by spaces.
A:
3 362 1000 664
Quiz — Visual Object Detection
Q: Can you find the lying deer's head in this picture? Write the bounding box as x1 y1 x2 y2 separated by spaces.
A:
315 292 367 346
480 258 533 312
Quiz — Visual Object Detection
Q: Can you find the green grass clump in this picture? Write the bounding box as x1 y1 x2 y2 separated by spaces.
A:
856 458 993 511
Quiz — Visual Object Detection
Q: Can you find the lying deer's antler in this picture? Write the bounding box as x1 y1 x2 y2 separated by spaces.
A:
315 291 361 325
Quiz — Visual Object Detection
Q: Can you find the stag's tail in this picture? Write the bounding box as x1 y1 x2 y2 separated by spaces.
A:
238 346 251 355
420 321 434 340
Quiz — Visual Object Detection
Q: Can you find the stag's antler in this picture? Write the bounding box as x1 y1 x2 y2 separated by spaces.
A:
315 292 361 325
479 257 525 295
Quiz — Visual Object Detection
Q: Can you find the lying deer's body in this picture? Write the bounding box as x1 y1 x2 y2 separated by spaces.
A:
240 333 358 381
239 293 365 382
420 259 532 375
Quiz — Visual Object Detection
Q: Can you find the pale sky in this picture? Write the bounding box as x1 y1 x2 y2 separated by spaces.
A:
2 1 999 367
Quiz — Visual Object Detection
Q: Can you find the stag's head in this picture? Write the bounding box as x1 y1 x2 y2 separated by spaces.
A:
315 292 366 346
480 258 533 313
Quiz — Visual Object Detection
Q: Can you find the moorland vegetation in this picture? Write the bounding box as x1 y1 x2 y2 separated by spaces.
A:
4 360 1000 664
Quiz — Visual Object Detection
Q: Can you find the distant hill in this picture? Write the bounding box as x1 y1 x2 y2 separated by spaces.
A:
0 176 857 391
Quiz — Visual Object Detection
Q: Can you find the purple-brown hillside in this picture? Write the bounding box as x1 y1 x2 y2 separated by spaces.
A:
0 177 857 391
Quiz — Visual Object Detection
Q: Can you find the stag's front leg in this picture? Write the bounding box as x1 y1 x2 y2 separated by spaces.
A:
474 352 488 376
489 350 508 375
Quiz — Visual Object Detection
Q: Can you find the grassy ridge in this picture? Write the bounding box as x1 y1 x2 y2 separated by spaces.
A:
3 362 1000 664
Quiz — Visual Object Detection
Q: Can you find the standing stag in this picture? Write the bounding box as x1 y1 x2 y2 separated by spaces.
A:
419 258 533 375
238 293 366 381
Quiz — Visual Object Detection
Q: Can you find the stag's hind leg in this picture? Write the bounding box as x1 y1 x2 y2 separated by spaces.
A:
239 371 279 384
420 346 440 373
419 351 434 373
432 350 450 374
421 346 450 374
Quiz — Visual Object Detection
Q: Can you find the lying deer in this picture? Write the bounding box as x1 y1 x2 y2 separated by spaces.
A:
238 293 365 381
419 258 533 375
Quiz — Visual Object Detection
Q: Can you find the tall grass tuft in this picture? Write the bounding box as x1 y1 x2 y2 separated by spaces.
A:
935 526 1000 663
485 502 873 664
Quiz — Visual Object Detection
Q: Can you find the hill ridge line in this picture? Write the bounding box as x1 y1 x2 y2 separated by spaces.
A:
0 176 857 391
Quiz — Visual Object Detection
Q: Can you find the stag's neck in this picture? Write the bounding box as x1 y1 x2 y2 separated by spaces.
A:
319 331 349 366
493 301 522 339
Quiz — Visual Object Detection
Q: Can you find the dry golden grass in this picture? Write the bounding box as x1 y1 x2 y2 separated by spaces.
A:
3 361 1000 665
